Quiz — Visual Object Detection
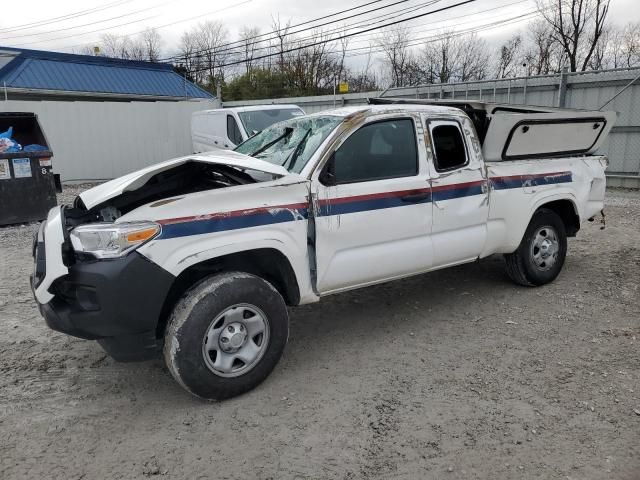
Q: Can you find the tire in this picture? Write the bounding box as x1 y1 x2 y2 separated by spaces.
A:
163 272 289 400
504 208 568 287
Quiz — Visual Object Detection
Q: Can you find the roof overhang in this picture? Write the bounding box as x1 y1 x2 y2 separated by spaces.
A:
0 86 217 102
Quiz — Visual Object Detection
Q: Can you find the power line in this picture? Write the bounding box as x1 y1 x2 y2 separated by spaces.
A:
198 0 529 61
11 13 165 47
344 8 538 55
192 0 477 72
10 0 253 48
315 0 530 48
0 1 177 41
58 0 256 51
174 0 444 62
160 0 422 62
344 11 539 58
0 0 133 33
186 0 528 63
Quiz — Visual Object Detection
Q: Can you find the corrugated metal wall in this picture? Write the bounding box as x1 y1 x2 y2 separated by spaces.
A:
1 99 217 181
224 68 640 187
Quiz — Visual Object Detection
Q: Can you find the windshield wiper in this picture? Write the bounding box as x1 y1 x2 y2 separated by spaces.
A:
249 127 294 157
282 128 312 171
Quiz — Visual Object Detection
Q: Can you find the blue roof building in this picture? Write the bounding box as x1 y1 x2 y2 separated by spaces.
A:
0 47 213 101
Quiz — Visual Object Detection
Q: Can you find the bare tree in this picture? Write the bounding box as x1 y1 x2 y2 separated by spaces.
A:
496 35 523 78
193 21 230 88
99 33 132 59
271 15 292 71
522 20 561 75
128 38 147 61
177 31 202 82
240 27 261 74
349 45 378 92
537 0 611 72
421 32 490 83
336 29 350 85
141 28 162 62
284 29 337 93
76 45 98 56
611 22 640 68
376 26 413 87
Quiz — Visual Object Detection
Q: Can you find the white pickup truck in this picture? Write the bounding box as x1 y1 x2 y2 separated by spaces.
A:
31 99 615 400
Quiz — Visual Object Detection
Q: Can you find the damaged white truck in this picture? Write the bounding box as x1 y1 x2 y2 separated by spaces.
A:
31 99 615 400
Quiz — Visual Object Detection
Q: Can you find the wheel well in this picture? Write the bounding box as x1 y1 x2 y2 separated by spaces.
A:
156 248 300 338
538 199 580 237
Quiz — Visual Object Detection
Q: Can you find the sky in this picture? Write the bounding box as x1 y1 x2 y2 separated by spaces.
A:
0 0 638 66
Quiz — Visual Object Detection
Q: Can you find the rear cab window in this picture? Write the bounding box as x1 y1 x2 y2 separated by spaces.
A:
429 120 468 171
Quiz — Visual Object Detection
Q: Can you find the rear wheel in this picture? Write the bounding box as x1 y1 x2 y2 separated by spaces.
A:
504 208 568 286
163 272 289 400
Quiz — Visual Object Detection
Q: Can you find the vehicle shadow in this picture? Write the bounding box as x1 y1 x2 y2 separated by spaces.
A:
278 254 511 375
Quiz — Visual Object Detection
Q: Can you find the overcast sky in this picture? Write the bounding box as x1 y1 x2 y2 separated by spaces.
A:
1 0 638 64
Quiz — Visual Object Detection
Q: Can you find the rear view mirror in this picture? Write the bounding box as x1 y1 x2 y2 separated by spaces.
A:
319 155 337 186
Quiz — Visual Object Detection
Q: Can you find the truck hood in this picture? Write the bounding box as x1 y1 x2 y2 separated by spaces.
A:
78 150 290 209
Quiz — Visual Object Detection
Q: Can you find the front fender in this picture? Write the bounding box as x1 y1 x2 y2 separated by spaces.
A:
137 223 318 304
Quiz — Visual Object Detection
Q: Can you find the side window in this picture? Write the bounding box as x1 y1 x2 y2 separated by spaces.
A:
331 119 418 184
430 122 467 171
226 115 243 145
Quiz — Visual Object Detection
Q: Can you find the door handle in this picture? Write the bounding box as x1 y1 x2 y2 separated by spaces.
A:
401 192 431 203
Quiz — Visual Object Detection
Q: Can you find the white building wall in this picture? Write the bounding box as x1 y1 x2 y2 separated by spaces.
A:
1 99 217 181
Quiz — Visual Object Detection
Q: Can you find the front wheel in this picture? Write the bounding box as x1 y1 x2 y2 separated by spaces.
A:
504 208 568 286
163 272 289 400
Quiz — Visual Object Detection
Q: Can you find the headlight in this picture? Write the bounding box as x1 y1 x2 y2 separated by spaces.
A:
70 221 160 259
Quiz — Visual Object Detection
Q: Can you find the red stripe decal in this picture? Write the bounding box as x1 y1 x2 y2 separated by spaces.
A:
158 202 309 226
490 171 572 182
317 187 431 206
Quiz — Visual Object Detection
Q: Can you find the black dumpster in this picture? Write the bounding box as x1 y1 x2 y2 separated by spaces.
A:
0 112 56 226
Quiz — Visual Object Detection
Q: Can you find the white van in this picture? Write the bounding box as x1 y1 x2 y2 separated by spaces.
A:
191 105 305 153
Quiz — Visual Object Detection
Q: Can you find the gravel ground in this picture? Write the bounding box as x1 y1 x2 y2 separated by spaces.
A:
0 185 638 480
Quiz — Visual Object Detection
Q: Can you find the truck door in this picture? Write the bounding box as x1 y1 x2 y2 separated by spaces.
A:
425 116 489 267
311 116 433 294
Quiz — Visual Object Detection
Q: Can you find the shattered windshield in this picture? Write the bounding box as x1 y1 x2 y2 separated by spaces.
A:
234 115 343 173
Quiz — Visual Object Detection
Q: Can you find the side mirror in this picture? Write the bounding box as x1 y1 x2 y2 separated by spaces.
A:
319 155 337 186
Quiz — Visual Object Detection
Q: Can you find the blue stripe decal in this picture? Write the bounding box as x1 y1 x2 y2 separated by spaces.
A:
159 208 309 240
432 184 484 202
491 173 573 190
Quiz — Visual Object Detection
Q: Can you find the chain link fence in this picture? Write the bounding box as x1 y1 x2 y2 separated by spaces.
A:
224 67 640 188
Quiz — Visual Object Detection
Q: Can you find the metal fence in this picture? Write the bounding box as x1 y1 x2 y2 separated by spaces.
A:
1 98 218 181
224 67 640 188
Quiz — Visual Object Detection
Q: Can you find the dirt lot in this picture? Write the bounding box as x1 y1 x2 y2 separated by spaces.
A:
0 185 638 480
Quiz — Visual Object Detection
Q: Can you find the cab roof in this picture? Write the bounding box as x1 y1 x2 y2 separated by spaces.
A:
194 105 304 114
310 104 466 118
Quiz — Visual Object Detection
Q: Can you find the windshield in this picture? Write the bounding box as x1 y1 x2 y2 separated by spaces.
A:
238 108 305 135
234 115 343 173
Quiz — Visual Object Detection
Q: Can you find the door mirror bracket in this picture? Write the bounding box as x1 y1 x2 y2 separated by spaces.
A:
319 155 337 186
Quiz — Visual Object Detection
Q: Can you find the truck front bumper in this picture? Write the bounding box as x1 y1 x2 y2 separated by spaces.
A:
32 208 175 361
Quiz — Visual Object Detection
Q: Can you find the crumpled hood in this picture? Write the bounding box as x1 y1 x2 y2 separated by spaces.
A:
78 149 290 209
